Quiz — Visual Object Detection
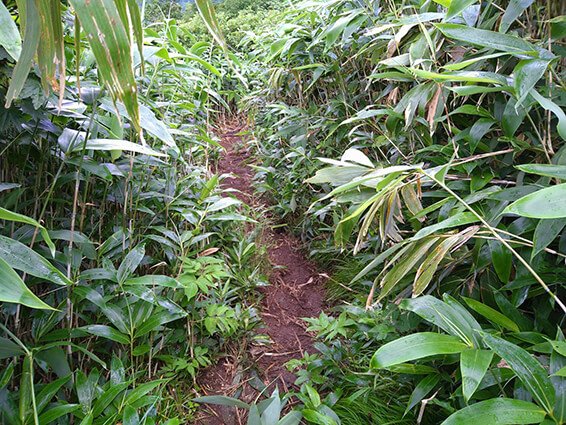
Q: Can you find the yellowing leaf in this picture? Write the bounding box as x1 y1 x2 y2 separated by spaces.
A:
70 0 141 133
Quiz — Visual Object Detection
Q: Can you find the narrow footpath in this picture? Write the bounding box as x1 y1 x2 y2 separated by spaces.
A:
196 121 326 424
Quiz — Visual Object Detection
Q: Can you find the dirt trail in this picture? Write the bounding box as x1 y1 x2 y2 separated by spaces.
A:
196 122 326 424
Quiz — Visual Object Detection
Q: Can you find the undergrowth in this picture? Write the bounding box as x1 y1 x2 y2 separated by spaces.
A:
0 0 565 424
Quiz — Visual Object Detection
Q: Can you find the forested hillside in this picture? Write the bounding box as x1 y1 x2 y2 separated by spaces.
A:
0 0 564 424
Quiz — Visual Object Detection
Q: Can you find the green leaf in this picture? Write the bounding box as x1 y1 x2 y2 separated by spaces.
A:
517 164 566 180
125 380 166 405
117 244 145 284
5 0 39 107
443 53 508 71
550 341 566 357
182 52 221 76
278 411 303 425
387 364 438 374
435 23 538 56
481 332 555 413
407 69 506 85
92 383 129 417
195 0 226 49
0 207 55 256
76 370 97 411
134 310 186 338
463 298 519 332
207 197 241 212
124 275 181 288
37 341 106 370
530 90 566 140
38 404 79 424
123 405 139 425
78 412 93 425
446 0 478 19
532 218 566 259
405 374 440 414
99 99 176 149
412 212 478 240
351 243 407 283
501 97 527 138
306 165 370 186
0 236 71 286
36 375 71 413
550 334 566 422
461 349 494 402
81 325 130 345
192 395 250 409
262 392 283 425
72 139 166 157
503 183 566 219
441 398 546 424
19 355 32 423
488 240 512 283
324 12 357 49
326 11 365 49
493 293 532 331
443 294 485 343
400 296 480 346
0 1 21 60
513 59 550 107
0 257 55 310
0 362 15 388
69 0 140 133
449 85 510 96
371 333 468 369
80 287 128 334
304 384 321 408
500 0 535 33
317 165 416 201
0 183 20 192
127 0 144 71
301 408 338 425
338 109 391 127
0 337 25 360
46 230 94 260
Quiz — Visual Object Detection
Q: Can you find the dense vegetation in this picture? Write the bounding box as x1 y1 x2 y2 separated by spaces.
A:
0 0 565 424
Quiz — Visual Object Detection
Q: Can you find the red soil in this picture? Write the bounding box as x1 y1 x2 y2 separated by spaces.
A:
196 122 325 424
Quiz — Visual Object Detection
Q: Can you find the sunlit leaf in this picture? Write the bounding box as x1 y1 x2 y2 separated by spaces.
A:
0 236 71 286
461 349 494 402
513 59 550 107
436 23 539 56
400 296 480 346
0 2 21 60
371 333 468 369
442 398 545 424
503 184 566 218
